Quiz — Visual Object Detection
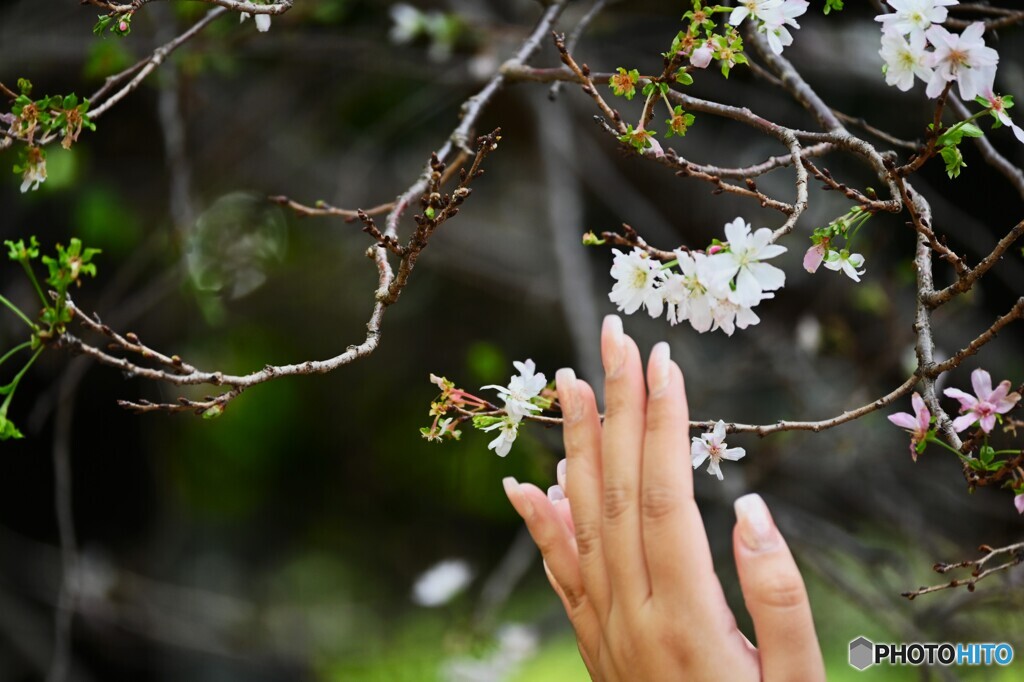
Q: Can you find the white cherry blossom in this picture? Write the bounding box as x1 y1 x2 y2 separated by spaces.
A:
710 218 787 308
691 420 746 480
711 297 762 337
875 0 958 40
880 29 934 91
608 247 665 318
240 10 271 32
823 249 866 282
729 0 783 27
760 1 809 55
482 359 547 422
924 22 998 100
482 416 520 457
19 156 46 193
660 251 728 332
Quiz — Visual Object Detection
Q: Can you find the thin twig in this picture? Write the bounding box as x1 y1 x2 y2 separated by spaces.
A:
549 0 610 100
902 541 1024 599
925 220 1024 307
89 8 228 119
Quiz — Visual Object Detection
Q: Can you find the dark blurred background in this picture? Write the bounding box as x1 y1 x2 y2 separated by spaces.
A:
1 1 1023 680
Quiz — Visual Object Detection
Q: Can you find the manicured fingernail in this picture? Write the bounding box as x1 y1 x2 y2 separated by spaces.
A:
556 368 579 421
734 493 778 552
503 476 534 518
602 314 625 375
547 484 565 503
649 342 671 394
556 458 567 488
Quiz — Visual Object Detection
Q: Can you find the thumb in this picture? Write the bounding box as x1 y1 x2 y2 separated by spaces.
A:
732 493 825 682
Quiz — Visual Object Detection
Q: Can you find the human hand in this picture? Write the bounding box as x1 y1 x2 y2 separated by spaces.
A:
502 314 825 681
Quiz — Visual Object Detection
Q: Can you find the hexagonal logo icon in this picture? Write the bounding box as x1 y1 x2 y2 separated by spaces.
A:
849 636 875 671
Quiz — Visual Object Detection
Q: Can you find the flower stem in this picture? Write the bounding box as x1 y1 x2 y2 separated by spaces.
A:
19 259 47 308
0 341 32 371
0 346 43 418
926 434 963 456
0 293 37 331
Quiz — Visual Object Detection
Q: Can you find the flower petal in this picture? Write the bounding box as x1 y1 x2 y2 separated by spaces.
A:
888 412 918 430
971 368 994 400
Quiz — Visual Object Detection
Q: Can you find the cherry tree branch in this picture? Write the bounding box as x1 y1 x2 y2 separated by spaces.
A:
61 131 501 414
55 0 573 415
548 0 611 100
88 7 227 119
930 297 1024 376
83 0 293 15
925 220 1024 307
902 541 1024 599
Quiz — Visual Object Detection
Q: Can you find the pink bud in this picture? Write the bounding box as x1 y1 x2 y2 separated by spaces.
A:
690 44 714 70
707 244 723 255
645 136 664 159
119 20 128 32
803 243 826 273
1015 494 1024 515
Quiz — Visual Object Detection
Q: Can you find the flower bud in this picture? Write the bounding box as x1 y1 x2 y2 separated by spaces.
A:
690 44 714 69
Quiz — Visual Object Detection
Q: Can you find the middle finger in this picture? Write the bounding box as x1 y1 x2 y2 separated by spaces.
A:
599 314 651 607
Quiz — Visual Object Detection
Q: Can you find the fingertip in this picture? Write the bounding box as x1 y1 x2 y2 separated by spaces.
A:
734 493 781 554
647 342 671 394
503 476 533 520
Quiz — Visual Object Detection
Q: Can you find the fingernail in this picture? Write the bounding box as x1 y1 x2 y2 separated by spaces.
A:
503 476 534 518
556 368 579 421
547 484 565 503
649 342 671 394
556 458 567 489
734 493 778 552
602 315 625 375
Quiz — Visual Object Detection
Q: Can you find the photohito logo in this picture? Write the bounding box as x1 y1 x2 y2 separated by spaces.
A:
849 636 1014 670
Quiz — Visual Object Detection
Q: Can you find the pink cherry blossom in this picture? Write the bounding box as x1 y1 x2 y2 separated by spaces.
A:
924 23 999 101
978 85 1024 144
943 368 1021 433
690 43 714 69
888 391 931 461
803 243 826 273
1015 494 1024 515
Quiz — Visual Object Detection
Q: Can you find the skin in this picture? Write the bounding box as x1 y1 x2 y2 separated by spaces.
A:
502 314 826 681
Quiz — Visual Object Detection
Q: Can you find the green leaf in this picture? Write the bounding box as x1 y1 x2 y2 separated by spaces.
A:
939 145 965 178
0 415 24 440
938 122 984 147
202 404 225 419
823 0 844 14
675 69 694 86
472 415 502 429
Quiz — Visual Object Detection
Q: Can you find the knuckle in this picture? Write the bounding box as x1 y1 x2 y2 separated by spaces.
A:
640 484 680 520
532 527 561 558
602 389 633 422
748 571 808 611
602 484 635 522
643 400 679 435
564 587 588 614
574 520 602 559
